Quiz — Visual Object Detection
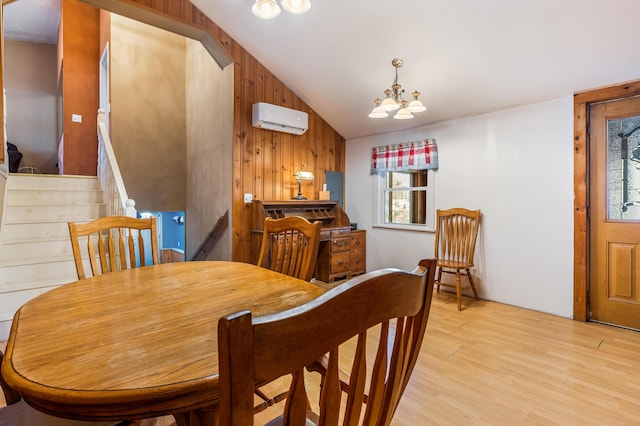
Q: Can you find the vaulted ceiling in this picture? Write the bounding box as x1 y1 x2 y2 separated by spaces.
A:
190 0 640 140
5 0 640 140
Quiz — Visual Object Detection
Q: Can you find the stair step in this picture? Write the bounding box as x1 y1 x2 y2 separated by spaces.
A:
1 238 74 263
2 221 75 242
6 188 104 205
1 284 67 320
3 233 107 261
0 258 78 289
7 174 99 190
0 174 106 342
4 204 106 223
0 254 76 267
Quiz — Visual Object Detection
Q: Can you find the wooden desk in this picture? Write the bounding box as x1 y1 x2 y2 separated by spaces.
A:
250 200 362 282
1 261 323 425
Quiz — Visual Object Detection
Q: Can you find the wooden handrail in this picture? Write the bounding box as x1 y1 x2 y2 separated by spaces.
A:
191 211 229 261
97 109 136 217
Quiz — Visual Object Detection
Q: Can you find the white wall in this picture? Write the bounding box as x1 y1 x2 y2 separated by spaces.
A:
111 14 187 211
4 40 59 174
345 96 574 318
185 39 234 261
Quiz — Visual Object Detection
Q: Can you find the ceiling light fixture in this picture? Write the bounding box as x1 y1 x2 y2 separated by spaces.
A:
368 58 426 120
252 0 311 19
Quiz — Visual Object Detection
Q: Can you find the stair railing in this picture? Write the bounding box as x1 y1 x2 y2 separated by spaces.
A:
191 211 229 261
97 109 136 218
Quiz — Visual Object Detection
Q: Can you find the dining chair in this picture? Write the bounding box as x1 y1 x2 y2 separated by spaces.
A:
218 258 437 425
434 207 481 311
253 216 323 412
68 215 160 280
257 216 322 282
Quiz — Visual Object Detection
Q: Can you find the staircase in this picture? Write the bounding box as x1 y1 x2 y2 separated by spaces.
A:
0 174 105 341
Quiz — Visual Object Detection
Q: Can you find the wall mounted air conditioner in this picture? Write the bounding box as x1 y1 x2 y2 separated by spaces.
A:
252 102 309 135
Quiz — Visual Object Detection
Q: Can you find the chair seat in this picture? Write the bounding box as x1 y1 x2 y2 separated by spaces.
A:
437 259 473 270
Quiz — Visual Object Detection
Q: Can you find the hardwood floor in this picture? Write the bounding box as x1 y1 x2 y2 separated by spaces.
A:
4 292 640 424
393 292 640 425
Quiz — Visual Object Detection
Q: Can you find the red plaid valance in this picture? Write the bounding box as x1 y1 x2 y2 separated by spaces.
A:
371 139 438 173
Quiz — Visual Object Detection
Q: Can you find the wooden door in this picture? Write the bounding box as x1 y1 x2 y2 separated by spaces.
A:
590 97 640 329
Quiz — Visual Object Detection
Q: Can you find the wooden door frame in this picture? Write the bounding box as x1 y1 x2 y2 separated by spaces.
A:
574 80 640 321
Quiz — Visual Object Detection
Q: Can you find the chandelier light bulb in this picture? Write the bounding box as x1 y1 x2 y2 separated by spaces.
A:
252 0 281 19
369 100 389 118
380 98 399 111
380 89 400 111
393 108 414 120
281 0 311 14
407 91 427 113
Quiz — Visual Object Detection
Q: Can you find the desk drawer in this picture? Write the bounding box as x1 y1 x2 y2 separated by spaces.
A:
331 251 351 273
315 227 353 283
331 236 350 252
330 228 351 238
351 252 366 275
351 230 365 252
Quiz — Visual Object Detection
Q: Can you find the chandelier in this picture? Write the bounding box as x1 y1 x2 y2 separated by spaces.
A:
252 0 311 19
368 58 426 120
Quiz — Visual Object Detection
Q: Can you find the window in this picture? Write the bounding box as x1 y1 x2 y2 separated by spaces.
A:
374 169 435 231
384 170 427 224
371 139 438 232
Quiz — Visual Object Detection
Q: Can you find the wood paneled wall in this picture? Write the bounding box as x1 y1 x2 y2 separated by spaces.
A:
107 0 346 263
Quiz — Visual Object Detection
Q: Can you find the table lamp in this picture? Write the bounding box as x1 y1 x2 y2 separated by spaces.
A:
293 171 314 200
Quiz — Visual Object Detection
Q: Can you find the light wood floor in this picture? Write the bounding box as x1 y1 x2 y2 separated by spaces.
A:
3 292 640 424
392 292 640 425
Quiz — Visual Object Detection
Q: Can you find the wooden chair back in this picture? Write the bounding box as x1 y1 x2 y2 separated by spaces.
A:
218 258 437 425
257 216 322 281
68 216 159 280
434 208 480 267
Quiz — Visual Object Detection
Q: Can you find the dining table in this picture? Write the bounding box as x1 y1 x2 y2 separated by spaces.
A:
1 261 325 425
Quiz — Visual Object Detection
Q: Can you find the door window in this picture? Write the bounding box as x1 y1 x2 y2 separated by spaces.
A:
607 116 640 220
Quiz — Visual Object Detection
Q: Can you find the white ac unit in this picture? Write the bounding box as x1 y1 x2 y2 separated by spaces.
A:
252 102 309 135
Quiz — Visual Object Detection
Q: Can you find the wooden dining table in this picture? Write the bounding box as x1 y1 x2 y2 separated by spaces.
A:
1 261 324 425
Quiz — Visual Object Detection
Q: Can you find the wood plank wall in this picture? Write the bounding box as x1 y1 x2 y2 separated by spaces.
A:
114 0 346 263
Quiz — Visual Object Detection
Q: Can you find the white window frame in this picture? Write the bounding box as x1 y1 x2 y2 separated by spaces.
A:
372 169 436 232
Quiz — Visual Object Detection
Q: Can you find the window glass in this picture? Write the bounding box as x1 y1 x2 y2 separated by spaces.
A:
607 116 640 220
374 169 435 231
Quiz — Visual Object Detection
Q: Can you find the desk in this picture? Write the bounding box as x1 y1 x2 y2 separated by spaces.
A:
1 261 323 425
250 200 360 283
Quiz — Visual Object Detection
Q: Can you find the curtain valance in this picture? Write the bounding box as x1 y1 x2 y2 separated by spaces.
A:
371 139 438 173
